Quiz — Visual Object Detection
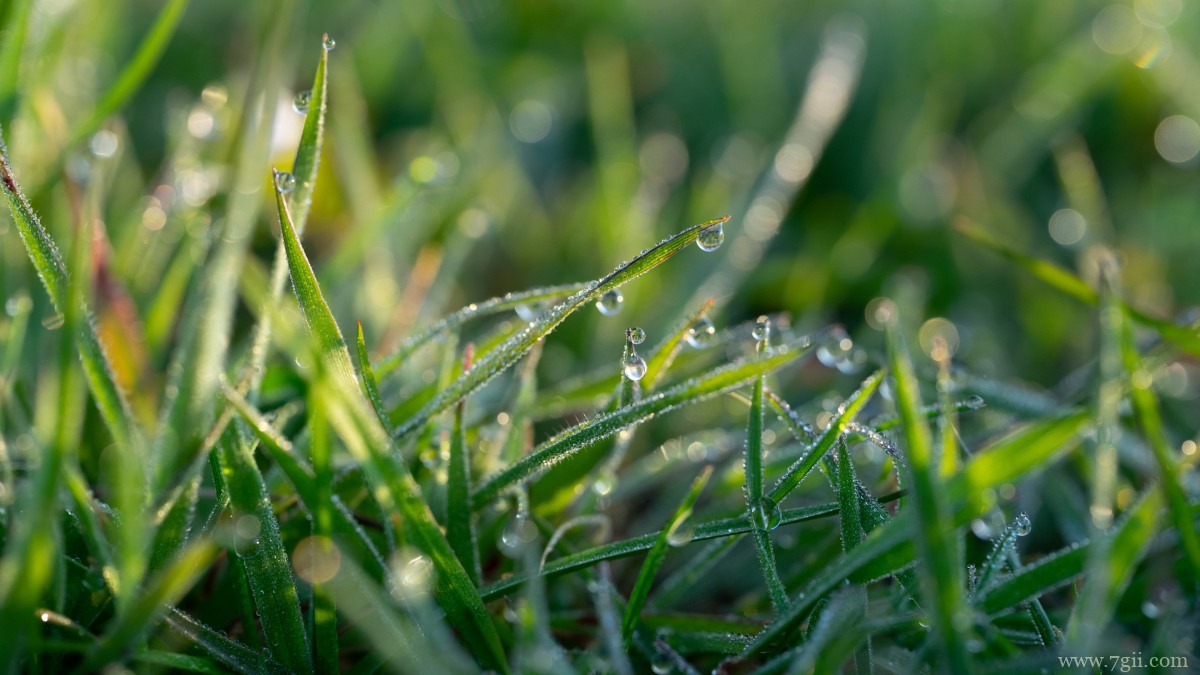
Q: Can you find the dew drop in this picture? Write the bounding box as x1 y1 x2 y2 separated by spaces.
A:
650 652 673 674
41 312 65 330
1014 512 1032 537
499 513 539 557
751 498 782 531
591 471 618 497
322 35 336 51
275 171 296 194
817 327 854 369
685 316 716 348
622 353 647 381
627 326 646 345
752 316 771 342
666 519 695 547
293 90 311 114
515 301 547 321
596 289 623 316
963 395 986 410
696 220 725 252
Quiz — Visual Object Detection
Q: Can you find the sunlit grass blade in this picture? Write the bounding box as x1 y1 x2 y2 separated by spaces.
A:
745 376 787 610
355 320 393 433
314 379 509 672
472 338 813 509
885 319 972 672
216 427 312 674
81 540 217 670
374 282 589 378
481 499 855 601
622 465 713 645
767 368 883 505
955 218 1200 356
393 216 731 439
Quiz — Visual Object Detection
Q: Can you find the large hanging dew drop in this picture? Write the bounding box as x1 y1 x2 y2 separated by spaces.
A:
622 353 647 381
595 288 624 316
293 90 311 114
322 35 336 51
627 326 646 344
665 518 695 547
650 652 673 675
1014 512 1032 537
499 513 539 557
752 316 771 342
751 497 783 531
695 220 725 252
275 171 296 194
685 316 715 348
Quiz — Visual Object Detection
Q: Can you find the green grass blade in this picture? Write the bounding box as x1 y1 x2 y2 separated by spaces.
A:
481 499 854 602
885 320 973 673
745 376 787 610
274 174 355 386
393 216 731 439
306 387 339 673
447 351 482 586
767 368 884 504
374 282 589 378
355 320 393 433
315 380 509 672
472 338 813 508
166 609 283 675
643 297 716 389
0 0 33 124
0 130 134 451
835 440 872 675
217 427 313 674
621 465 713 645
81 541 218 670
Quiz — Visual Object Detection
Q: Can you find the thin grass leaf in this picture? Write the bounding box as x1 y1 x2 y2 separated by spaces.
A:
0 0 33 124
81 540 217 670
481 499 858 601
393 216 731 439
0 129 134 451
355 320 393 433
306 388 338 673
622 465 713 645
447 348 481 585
472 338 813 508
745 376 787 610
643 297 716 389
165 609 280 675
767 368 884 504
955 218 1200 356
885 321 972 672
216 426 312 674
314 378 509 672
374 282 589 378
834 440 872 675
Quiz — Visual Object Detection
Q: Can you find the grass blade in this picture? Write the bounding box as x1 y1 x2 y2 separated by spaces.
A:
621 465 713 645
355 320 393 433
447 347 482 585
166 609 283 675
767 368 884 505
393 216 732 439
745 376 787 610
885 319 972 673
835 440 872 675
472 338 813 508
643 297 716 389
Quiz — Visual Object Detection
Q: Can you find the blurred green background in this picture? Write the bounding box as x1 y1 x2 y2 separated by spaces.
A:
2 0 1197 399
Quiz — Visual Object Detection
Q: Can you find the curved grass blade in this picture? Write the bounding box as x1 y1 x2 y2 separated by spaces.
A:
0 129 134 450
393 216 731 439
166 609 285 675
885 321 972 673
480 499 857 602
315 381 509 672
745 376 787 610
81 540 217 670
374 282 589 378
767 368 883 505
472 338 813 508
622 465 712 645
956 218 1200 356
216 426 312 674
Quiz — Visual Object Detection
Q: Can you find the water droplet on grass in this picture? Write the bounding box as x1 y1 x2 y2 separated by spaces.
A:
622 353 647 381
275 171 296 194
293 90 311 114
685 316 716 348
696 220 725 252
751 498 782 530
751 316 770 342
596 289 623 316
627 326 646 344
515 301 547 321
650 652 673 674
591 471 617 496
41 313 65 330
500 513 539 557
322 35 336 51
1014 512 1032 537
666 519 694 547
